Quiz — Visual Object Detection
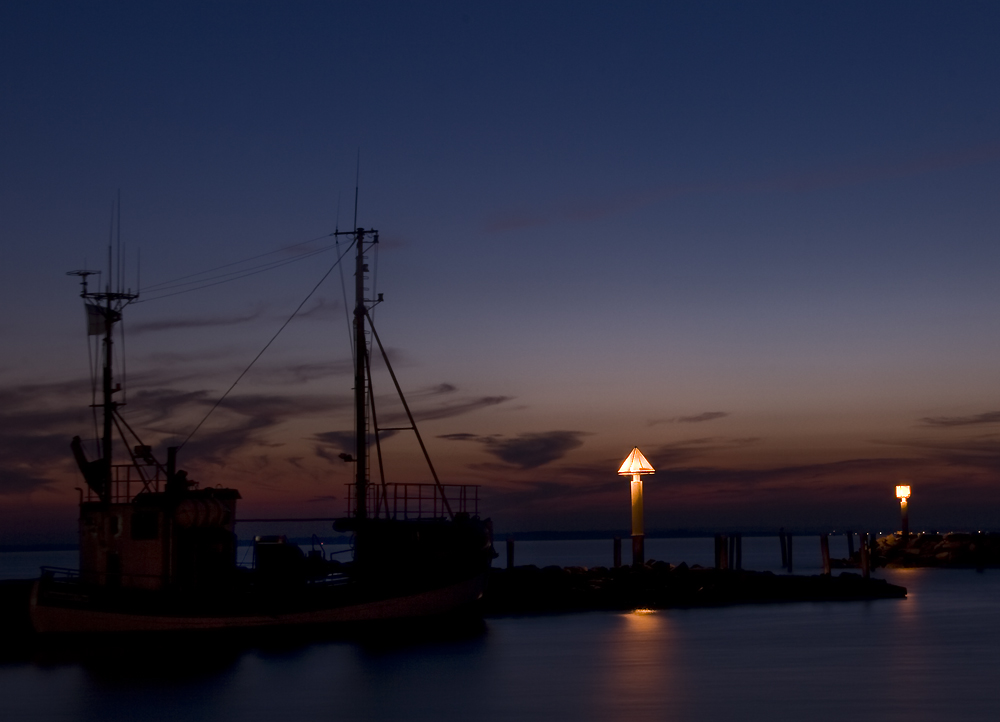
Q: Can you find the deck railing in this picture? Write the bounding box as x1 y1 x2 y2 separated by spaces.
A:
82 463 166 504
346 483 480 520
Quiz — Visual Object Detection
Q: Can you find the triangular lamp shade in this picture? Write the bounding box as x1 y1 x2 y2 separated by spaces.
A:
618 447 655 475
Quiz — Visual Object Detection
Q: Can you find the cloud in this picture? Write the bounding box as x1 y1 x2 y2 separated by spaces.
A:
125 388 211 424
918 411 1000 428
644 437 760 467
0 469 56 495
314 431 357 455
0 380 95 494
294 297 340 321
422 383 457 396
438 433 480 441
378 395 511 425
678 411 729 424
313 429 400 461
129 308 266 335
648 412 730 426
442 430 588 469
261 360 355 384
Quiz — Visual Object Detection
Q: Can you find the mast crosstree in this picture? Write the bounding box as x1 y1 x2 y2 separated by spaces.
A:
66 268 138 502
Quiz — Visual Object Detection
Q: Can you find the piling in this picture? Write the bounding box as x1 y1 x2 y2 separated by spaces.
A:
787 534 794 573
715 534 729 570
820 534 831 575
846 531 855 556
632 535 645 567
506 537 515 570
728 535 736 569
735 534 743 570
779 529 788 568
860 532 870 579
613 536 622 568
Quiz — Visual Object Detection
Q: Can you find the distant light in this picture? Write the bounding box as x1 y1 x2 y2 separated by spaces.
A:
632 608 656 615
618 447 655 475
895 485 911 499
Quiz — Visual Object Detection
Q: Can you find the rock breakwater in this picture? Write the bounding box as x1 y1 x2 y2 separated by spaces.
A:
482 560 906 615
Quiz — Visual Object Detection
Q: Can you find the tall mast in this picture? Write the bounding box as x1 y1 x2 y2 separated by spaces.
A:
353 227 368 521
68 209 137 501
102 290 115 485
333 225 378 520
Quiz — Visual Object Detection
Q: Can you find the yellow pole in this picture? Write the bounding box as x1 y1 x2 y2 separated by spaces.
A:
630 473 644 535
631 472 644 565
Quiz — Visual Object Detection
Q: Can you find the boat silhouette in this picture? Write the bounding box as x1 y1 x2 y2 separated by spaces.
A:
31 227 495 633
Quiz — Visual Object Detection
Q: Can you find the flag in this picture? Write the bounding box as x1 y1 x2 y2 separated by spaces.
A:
85 303 121 335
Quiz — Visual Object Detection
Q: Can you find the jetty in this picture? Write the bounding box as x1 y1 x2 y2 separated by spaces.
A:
482 560 906 615
866 532 1000 569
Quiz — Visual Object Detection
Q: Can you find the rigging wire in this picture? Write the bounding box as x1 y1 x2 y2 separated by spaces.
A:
120 310 128 405
141 233 333 292
371 237 379 324
84 304 100 457
178 240 356 450
334 194 354 361
135 242 339 303
336 235 354 361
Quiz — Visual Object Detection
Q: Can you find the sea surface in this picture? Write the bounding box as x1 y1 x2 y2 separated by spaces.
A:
1 537 998 722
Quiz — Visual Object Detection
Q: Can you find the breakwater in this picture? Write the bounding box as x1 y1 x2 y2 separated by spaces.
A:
871 532 1000 568
482 560 906 615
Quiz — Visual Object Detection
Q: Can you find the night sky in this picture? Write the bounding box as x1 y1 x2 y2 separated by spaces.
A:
3 1 1000 543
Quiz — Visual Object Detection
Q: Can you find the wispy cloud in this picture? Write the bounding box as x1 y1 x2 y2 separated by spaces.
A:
294 297 340 321
649 411 730 426
0 380 93 494
918 411 1000 428
678 411 729 424
441 430 588 469
641 437 760 467
130 308 266 335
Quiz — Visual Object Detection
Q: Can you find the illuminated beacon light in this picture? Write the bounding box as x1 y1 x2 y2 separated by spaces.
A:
619 447 655 566
618 447 655 475
895 485 911 500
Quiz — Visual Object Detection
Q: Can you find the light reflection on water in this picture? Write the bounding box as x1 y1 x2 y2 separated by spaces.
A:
2 546 999 721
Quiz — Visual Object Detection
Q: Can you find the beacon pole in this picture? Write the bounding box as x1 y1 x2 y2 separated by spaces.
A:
895 485 911 539
618 447 655 567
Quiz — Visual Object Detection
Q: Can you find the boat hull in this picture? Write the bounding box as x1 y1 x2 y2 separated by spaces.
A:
29 573 486 634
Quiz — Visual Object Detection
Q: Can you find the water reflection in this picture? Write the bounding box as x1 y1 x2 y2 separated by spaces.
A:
3 550 1000 722
594 611 686 721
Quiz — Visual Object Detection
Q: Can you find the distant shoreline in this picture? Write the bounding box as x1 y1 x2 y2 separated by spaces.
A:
2 528 993 553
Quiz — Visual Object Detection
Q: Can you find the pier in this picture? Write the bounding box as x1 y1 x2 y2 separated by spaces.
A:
482 560 905 615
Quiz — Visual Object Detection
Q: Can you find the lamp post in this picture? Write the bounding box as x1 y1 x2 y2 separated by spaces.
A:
895 484 911 538
618 447 655 566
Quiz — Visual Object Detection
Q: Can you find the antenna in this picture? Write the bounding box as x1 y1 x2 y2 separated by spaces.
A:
107 202 114 293
116 189 122 293
353 150 360 229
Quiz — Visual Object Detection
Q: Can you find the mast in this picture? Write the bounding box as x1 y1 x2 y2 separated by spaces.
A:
68 235 137 502
353 227 368 521
333 225 378 520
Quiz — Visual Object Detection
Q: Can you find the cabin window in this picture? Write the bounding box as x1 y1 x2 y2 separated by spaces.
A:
131 511 159 540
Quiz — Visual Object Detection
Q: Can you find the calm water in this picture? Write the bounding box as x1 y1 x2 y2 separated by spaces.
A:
2 538 998 722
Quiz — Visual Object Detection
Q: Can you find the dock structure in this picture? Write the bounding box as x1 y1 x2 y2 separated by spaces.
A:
483 560 906 615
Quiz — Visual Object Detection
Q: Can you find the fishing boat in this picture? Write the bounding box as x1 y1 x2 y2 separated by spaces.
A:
30 226 495 633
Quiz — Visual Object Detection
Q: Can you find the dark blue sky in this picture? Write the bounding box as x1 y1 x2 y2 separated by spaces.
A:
3 2 1000 541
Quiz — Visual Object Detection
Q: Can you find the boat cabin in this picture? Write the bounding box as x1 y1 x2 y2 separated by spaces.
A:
74 440 240 592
